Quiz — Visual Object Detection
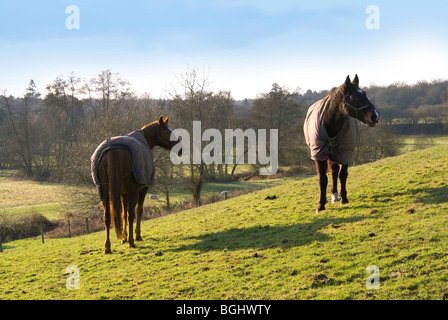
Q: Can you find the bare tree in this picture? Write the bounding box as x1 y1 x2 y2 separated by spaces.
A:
42 74 84 180
170 68 213 206
1 81 41 177
151 150 184 211
248 83 305 167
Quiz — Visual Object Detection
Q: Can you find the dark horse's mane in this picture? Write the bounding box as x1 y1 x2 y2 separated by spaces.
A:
324 87 347 137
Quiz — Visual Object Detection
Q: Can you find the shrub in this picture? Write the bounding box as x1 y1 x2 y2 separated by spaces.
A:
0 211 56 243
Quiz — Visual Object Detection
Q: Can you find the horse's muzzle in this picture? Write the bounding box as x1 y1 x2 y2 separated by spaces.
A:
366 108 380 127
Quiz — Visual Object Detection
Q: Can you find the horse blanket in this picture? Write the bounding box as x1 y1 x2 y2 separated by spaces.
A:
91 129 155 200
303 96 359 165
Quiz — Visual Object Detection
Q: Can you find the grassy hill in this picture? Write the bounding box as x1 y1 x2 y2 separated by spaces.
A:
0 169 287 221
0 145 447 300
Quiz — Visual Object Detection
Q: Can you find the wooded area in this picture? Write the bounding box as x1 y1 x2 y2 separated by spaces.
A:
1 69 447 205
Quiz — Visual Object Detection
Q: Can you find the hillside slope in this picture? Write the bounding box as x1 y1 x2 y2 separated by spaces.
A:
1 145 447 300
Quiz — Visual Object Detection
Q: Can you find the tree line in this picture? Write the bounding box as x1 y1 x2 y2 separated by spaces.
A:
1 69 447 205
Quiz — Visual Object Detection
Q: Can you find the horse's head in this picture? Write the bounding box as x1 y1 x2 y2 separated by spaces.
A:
341 75 380 127
154 115 181 151
143 115 181 151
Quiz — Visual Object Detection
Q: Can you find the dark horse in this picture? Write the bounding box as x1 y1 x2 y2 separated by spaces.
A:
304 75 380 214
93 116 180 253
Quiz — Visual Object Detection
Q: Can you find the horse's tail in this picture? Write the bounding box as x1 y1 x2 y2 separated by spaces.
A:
108 159 124 240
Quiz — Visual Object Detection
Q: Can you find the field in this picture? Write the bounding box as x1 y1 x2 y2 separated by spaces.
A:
398 135 448 153
0 169 289 222
0 171 71 219
0 145 447 300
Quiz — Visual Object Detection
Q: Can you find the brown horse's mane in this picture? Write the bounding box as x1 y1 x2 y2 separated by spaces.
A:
324 86 348 137
141 120 158 130
141 120 160 149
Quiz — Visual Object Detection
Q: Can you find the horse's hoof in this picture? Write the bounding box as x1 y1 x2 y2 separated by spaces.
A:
136 236 143 241
331 192 339 203
340 198 349 205
129 243 137 248
316 205 326 214
104 248 111 254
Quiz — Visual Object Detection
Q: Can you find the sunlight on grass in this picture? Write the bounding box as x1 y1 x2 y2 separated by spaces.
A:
0 145 447 300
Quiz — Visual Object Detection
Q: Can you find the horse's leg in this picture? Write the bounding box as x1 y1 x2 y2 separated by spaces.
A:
135 187 148 242
315 160 328 214
127 191 138 248
102 198 111 254
329 161 340 202
339 165 349 204
121 194 128 244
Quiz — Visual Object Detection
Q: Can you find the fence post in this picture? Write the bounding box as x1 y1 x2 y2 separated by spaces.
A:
85 217 90 234
40 224 45 244
68 220 72 238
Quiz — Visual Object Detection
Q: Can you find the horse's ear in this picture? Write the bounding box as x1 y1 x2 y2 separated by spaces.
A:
342 75 351 93
345 75 351 87
158 115 164 125
353 74 359 87
164 115 170 123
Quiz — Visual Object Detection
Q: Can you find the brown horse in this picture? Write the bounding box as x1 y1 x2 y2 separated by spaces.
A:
304 75 380 214
94 116 180 253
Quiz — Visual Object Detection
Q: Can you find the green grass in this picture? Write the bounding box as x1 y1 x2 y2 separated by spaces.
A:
148 178 294 209
0 168 288 220
399 135 448 153
0 171 84 221
1 145 447 300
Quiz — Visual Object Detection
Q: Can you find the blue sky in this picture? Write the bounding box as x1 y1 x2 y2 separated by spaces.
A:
1 0 448 99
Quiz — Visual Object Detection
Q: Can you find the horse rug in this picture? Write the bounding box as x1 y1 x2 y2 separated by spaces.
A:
303 96 359 165
91 129 155 200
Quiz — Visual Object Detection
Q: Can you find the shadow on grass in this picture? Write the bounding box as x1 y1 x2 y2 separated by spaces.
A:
374 186 448 205
411 187 448 204
171 216 367 253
